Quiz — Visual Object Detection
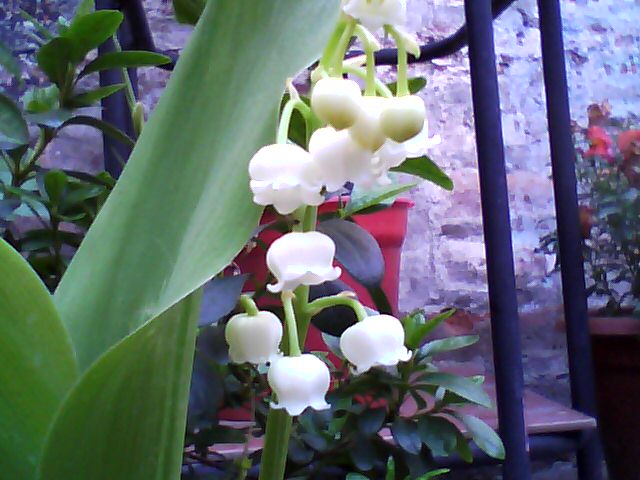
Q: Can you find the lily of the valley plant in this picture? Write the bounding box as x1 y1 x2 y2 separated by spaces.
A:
229 2 445 478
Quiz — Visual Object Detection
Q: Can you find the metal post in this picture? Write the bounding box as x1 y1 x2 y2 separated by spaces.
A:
96 0 136 178
537 1 604 479
464 1 531 478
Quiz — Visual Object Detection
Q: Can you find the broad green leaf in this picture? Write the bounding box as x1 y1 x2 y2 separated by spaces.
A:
173 0 207 24
416 372 491 408
25 109 74 129
417 416 459 457
0 93 29 149
36 38 74 88
391 418 421 455
0 239 77 480
62 10 124 63
318 218 384 287
74 0 95 17
79 51 171 78
420 335 479 357
39 289 202 480
404 308 456 350
455 413 505 460
59 115 135 147
0 40 21 80
392 156 453 191
55 0 341 371
342 182 417 217
43 170 68 204
22 85 60 113
66 84 126 107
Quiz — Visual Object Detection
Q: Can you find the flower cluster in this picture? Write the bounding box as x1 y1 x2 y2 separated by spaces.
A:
226 0 429 417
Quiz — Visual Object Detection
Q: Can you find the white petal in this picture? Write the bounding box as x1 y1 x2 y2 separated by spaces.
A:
225 311 283 364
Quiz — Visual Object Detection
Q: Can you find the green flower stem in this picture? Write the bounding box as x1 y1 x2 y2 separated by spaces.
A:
238 294 259 316
277 99 312 144
354 25 378 96
341 64 394 98
331 19 357 74
319 19 348 72
258 409 292 480
307 294 368 321
386 26 409 96
282 292 302 356
112 35 137 111
303 205 318 232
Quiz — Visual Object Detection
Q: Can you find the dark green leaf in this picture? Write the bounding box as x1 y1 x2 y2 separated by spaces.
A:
349 435 378 471
44 170 68 204
456 414 505 460
300 432 329 452
26 109 73 128
0 40 21 80
0 197 21 220
347 474 370 480
80 51 171 78
404 308 456 350
417 416 459 457
0 93 29 150
60 115 135 148
385 457 395 480
318 218 384 287
387 77 427 95
366 284 392 314
455 430 473 463
342 182 417 217
62 10 124 63
173 0 207 24
392 156 453 191
321 333 345 360
197 324 229 365
22 85 60 114
391 418 421 455
288 436 315 465
36 38 74 87
74 0 95 17
66 84 125 107
198 274 248 327
358 408 386 436
310 279 358 336
420 335 479 357
416 373 491 408
187 350 224 430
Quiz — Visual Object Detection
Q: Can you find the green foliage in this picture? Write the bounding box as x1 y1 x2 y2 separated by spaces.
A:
392 155 454 191
0 93 29 149
0 239 77 480
172 0 207 25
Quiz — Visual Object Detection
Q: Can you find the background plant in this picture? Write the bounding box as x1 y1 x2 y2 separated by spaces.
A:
539 104 640 316
0 3 168 290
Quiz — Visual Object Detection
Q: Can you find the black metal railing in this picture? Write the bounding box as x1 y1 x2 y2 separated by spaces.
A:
98 1 604 478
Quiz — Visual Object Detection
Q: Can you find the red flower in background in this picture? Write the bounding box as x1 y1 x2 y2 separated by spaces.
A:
584 126 614 163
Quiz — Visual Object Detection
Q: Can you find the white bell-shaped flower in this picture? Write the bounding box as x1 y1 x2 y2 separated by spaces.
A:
349 96 389 152
339 314 412 374
380 95 426 143
249 144 324 215
267 354 331 416
342 0 407 31
308 127 374 190
267 231 341 293
225 311 283 364
311 77 363 130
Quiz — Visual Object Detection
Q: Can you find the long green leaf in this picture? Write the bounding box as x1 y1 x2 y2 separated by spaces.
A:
79 51 171 78
60 115 135 147
392 155 453 191
0 239 77 480
54 0 340 370
0 40 21 80
62 10 124 63
39 290 202 480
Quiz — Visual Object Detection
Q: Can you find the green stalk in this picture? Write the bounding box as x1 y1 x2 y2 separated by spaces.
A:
277 99 311 144
282 293 302 357
239 294 259 316
341 64 393 98
331 19 356 74
354 25 377 96
319 20 348 72
258 409 292 480
386 26 409 96
307 294 368 321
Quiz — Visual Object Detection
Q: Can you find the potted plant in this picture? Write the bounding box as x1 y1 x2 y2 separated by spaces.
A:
539 102 639 479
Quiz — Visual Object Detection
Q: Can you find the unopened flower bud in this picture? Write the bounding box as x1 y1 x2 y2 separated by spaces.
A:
380 95 426 143
340 314 412 374
249 144 324 214
349 96 389 152
311 77 363 130
267 231 341 293
268 354 331 416
342 0 407 31
225 311 283 364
